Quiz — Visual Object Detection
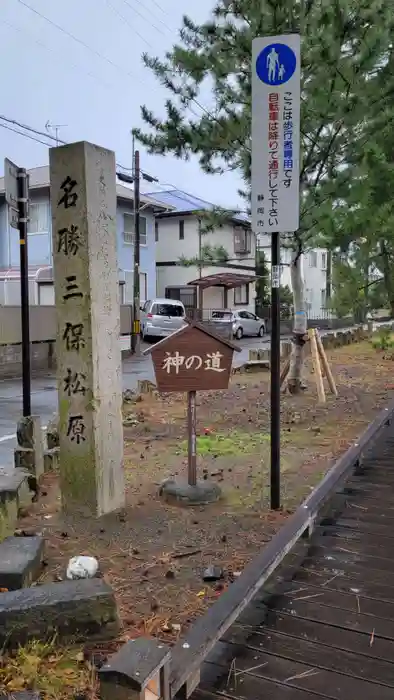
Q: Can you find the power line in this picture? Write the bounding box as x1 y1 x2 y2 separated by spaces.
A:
0 18 113 91
140 0 168 19
16 0 144 86
0 122 54 147
120 0 168 36
104 0 153 48
0 115 66 145
16 0 242 152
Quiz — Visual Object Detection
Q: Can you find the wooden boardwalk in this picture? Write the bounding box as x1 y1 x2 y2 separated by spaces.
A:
191 428 394 700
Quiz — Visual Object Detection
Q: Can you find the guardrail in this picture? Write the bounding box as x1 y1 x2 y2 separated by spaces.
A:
99 396 394 700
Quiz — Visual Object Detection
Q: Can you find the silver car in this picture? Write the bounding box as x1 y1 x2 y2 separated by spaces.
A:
140 298 186 340
211 309 266 340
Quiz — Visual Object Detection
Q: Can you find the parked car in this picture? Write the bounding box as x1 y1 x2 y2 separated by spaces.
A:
211 309 266 340
140 298 186 340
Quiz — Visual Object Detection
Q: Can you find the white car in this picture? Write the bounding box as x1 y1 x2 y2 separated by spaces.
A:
211 310 266 339
140 298 186 340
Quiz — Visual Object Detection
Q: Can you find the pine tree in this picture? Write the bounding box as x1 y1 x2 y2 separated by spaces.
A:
134 0 394 391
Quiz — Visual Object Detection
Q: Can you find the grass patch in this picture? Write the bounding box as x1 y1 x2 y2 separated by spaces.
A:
0 639 96 699
178 430 270 457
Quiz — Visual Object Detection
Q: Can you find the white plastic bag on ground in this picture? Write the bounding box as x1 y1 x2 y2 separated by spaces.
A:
66 555 99 580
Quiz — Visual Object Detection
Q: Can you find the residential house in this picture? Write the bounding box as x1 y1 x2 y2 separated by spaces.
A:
147 189 257 314
257 233 331 318
0 165 168 305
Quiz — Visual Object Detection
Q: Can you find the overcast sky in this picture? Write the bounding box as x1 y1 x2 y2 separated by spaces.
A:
0 0 242 207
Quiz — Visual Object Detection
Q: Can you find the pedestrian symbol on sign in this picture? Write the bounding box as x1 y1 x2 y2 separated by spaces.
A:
256 43 296 86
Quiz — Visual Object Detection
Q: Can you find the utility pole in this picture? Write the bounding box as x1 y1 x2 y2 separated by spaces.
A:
132 149 141 355
197 216 203 317
117 145 158 355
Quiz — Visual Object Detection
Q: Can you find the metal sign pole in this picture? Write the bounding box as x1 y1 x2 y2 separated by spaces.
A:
17 168 31 417
270 234 281 509
251 33 301 511
187 390 197 486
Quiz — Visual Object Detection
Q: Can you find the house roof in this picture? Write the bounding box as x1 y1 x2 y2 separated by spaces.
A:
145 188 250 226
0 166 170 211
187 272 257 289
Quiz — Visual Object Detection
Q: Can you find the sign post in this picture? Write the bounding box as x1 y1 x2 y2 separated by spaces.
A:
144 321 241 505
4 158 31 416
251 34 301 510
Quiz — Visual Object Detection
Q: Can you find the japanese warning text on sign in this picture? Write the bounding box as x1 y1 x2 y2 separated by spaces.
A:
252 34 300 234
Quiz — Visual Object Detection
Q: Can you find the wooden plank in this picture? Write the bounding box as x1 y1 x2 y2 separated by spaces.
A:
195 665 328 699
278 581 394 621
306 542 394 572
317 528 394 553
274 597 394 639
315 330 338 396
309 328 326 403
294 566 394 603
340 507 394 525
309 536 394 568
204 640 392 700
325 517 394 538
260 611 394 663
223 626 394 687
299 553 394 588
315 525 394 545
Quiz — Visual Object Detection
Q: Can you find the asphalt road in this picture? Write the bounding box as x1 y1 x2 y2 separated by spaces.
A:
0 334 277 468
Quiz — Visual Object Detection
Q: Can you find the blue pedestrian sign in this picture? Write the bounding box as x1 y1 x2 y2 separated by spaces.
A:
255 43 297 86
251 34 301 235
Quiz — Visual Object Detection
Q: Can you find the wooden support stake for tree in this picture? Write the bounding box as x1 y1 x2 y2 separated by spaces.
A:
308 328 325 403
280 356 291 388
315 330 338 397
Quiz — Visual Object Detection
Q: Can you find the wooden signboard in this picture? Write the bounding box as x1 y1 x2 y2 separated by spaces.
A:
145 322 241 491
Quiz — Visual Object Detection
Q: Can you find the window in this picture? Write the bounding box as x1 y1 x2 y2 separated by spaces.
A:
234 227 251 255
151 303 185 317
123 213 147 245
321 289 327 308
155 221 159 242
321 252 327 270
234 284 249 305
309 251 317 267
140 273 147 302
179 220 185 240
28 201 48 234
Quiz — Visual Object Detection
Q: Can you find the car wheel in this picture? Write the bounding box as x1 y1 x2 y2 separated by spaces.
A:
258 325 265 337
235 327 243 340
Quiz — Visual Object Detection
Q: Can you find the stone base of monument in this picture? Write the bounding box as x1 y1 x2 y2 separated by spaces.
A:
159 478 221 505
0 470 34 542
14 416 44 482
44 447 60 472
0 578 119 649
0 535 45 590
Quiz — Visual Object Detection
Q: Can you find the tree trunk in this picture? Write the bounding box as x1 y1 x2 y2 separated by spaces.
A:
379 241 394 318
287 251 307 393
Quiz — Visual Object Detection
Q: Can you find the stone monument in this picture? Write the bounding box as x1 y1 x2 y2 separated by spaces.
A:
49 141 125 517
